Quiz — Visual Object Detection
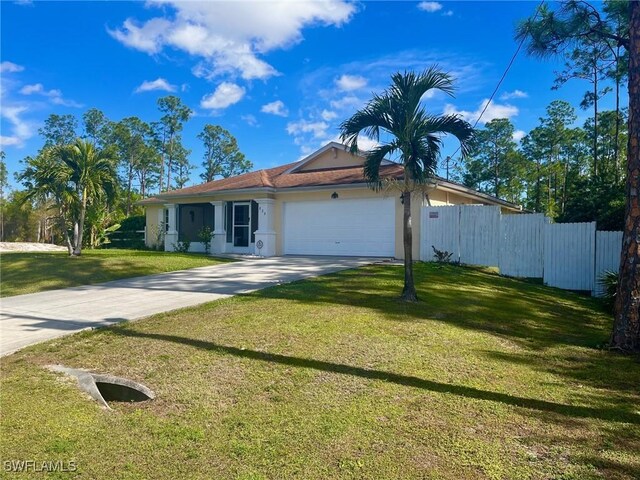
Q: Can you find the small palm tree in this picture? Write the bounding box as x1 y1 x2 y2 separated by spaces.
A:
21 140 117 256
60 140 117 255
340 67 474 301
19 149 77 254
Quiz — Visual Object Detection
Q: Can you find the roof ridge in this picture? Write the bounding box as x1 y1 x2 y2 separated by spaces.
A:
259 169 273 187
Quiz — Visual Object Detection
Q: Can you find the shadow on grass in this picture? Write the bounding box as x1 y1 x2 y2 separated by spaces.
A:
1 250 227 297
250 263 640 399
255 263 609 350
110 328 640 425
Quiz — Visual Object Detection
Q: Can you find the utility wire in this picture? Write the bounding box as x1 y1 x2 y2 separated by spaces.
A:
446 0 546 169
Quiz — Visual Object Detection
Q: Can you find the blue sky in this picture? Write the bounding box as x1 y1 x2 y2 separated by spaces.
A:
0 1 623 188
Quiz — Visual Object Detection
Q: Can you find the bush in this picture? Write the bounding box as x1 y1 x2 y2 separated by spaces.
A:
197 226 214 255
173 236 191 254
599 270 618 312
432 246 454 263
119 215 145 232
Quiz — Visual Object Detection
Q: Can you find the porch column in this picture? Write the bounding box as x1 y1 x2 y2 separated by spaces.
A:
156 208 164 248
210 201 226 254
254 198 276 257
164 203 178 252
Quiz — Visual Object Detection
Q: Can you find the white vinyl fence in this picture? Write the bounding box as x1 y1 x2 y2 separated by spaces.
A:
594 231 623 296
420 205 621 296
499 213 547 278
543 222 596 292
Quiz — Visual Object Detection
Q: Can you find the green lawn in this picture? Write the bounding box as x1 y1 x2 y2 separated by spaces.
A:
0 249 231 297
1 263 639 479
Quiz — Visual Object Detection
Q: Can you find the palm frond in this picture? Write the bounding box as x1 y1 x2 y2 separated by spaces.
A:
363 142 398 190
416 114 476 158
339 67 474 190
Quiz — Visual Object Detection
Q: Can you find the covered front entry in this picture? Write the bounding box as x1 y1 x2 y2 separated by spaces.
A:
163 198 276 256
283 197 395 257
223 201 258 254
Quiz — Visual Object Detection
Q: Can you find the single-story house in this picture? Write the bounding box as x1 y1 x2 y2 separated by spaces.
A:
140 142 521 259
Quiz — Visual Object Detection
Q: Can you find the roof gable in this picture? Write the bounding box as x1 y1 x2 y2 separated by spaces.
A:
291 142 364 172
138 142 522 211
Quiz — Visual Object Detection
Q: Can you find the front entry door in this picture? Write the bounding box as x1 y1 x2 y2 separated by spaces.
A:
233 203 250 247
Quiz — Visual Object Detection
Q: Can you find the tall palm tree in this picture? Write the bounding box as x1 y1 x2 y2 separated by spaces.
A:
60 140 117 255
21 140 117 256
340 67 474 301
19 149 77 254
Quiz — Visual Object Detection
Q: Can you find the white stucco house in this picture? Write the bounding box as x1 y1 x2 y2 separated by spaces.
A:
140 142 521 259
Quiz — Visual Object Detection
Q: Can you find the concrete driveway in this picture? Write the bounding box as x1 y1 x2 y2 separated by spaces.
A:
0 256 376 356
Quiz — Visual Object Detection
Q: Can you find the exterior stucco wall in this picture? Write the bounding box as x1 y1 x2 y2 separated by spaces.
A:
297 148 365 171
142 185 510 258
145 205 162 248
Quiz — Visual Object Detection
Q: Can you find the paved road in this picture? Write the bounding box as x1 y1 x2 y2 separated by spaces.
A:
0 256 375 356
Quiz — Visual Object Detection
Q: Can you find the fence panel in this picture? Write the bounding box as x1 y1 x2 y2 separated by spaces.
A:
421 206 460 262
543 222 596 291
594 231 623 296
459 205 501 266
499 214 547 278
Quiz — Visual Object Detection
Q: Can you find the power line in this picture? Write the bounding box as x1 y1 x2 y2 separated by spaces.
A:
446 0 546 168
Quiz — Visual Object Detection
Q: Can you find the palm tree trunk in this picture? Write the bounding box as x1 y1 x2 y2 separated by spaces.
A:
127 158 133 216
73 189 88 256
614 46 621 183
64 230 73 255
535 159 541 212
593 71 599 178
167 132 174 191
401 191 418 302
562 160 568 214
159 129 166 193
612 0 640 353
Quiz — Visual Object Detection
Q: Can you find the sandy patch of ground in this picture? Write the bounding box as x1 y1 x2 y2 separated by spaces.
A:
0 242 67 253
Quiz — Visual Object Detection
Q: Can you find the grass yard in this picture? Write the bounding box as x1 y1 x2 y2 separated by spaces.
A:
1 263 639 479
0 249 231 297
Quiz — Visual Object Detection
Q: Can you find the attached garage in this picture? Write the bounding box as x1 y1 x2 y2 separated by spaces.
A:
282 197 395 257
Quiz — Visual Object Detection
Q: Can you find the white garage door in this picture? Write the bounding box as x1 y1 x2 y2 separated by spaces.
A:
283 197 395 257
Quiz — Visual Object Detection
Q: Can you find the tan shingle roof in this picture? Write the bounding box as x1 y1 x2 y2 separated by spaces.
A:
139 162 404 204
138 154 522 211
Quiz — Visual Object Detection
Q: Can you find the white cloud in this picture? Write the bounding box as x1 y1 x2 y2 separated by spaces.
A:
329 95 363 111
442 10 454 16
417 2 442 12
134 78 177 93
286 119 329 139
108 18 171 54
512 130 526 142
241 114 258 126
18 83 82 108
335 74 367 91
350 135 379 151
500 89 528 100
444 99 518 125
0 61 24 73
261 100 289 117
200 82 245 110
0 105 34 148
19 84 45 95
0 136 22 147
109 1 356 81
321 109 338 121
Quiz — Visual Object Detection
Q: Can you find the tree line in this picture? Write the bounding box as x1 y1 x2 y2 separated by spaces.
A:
0 95 251 253
456 1 628 231
457 100 626 231
513 0 638 352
